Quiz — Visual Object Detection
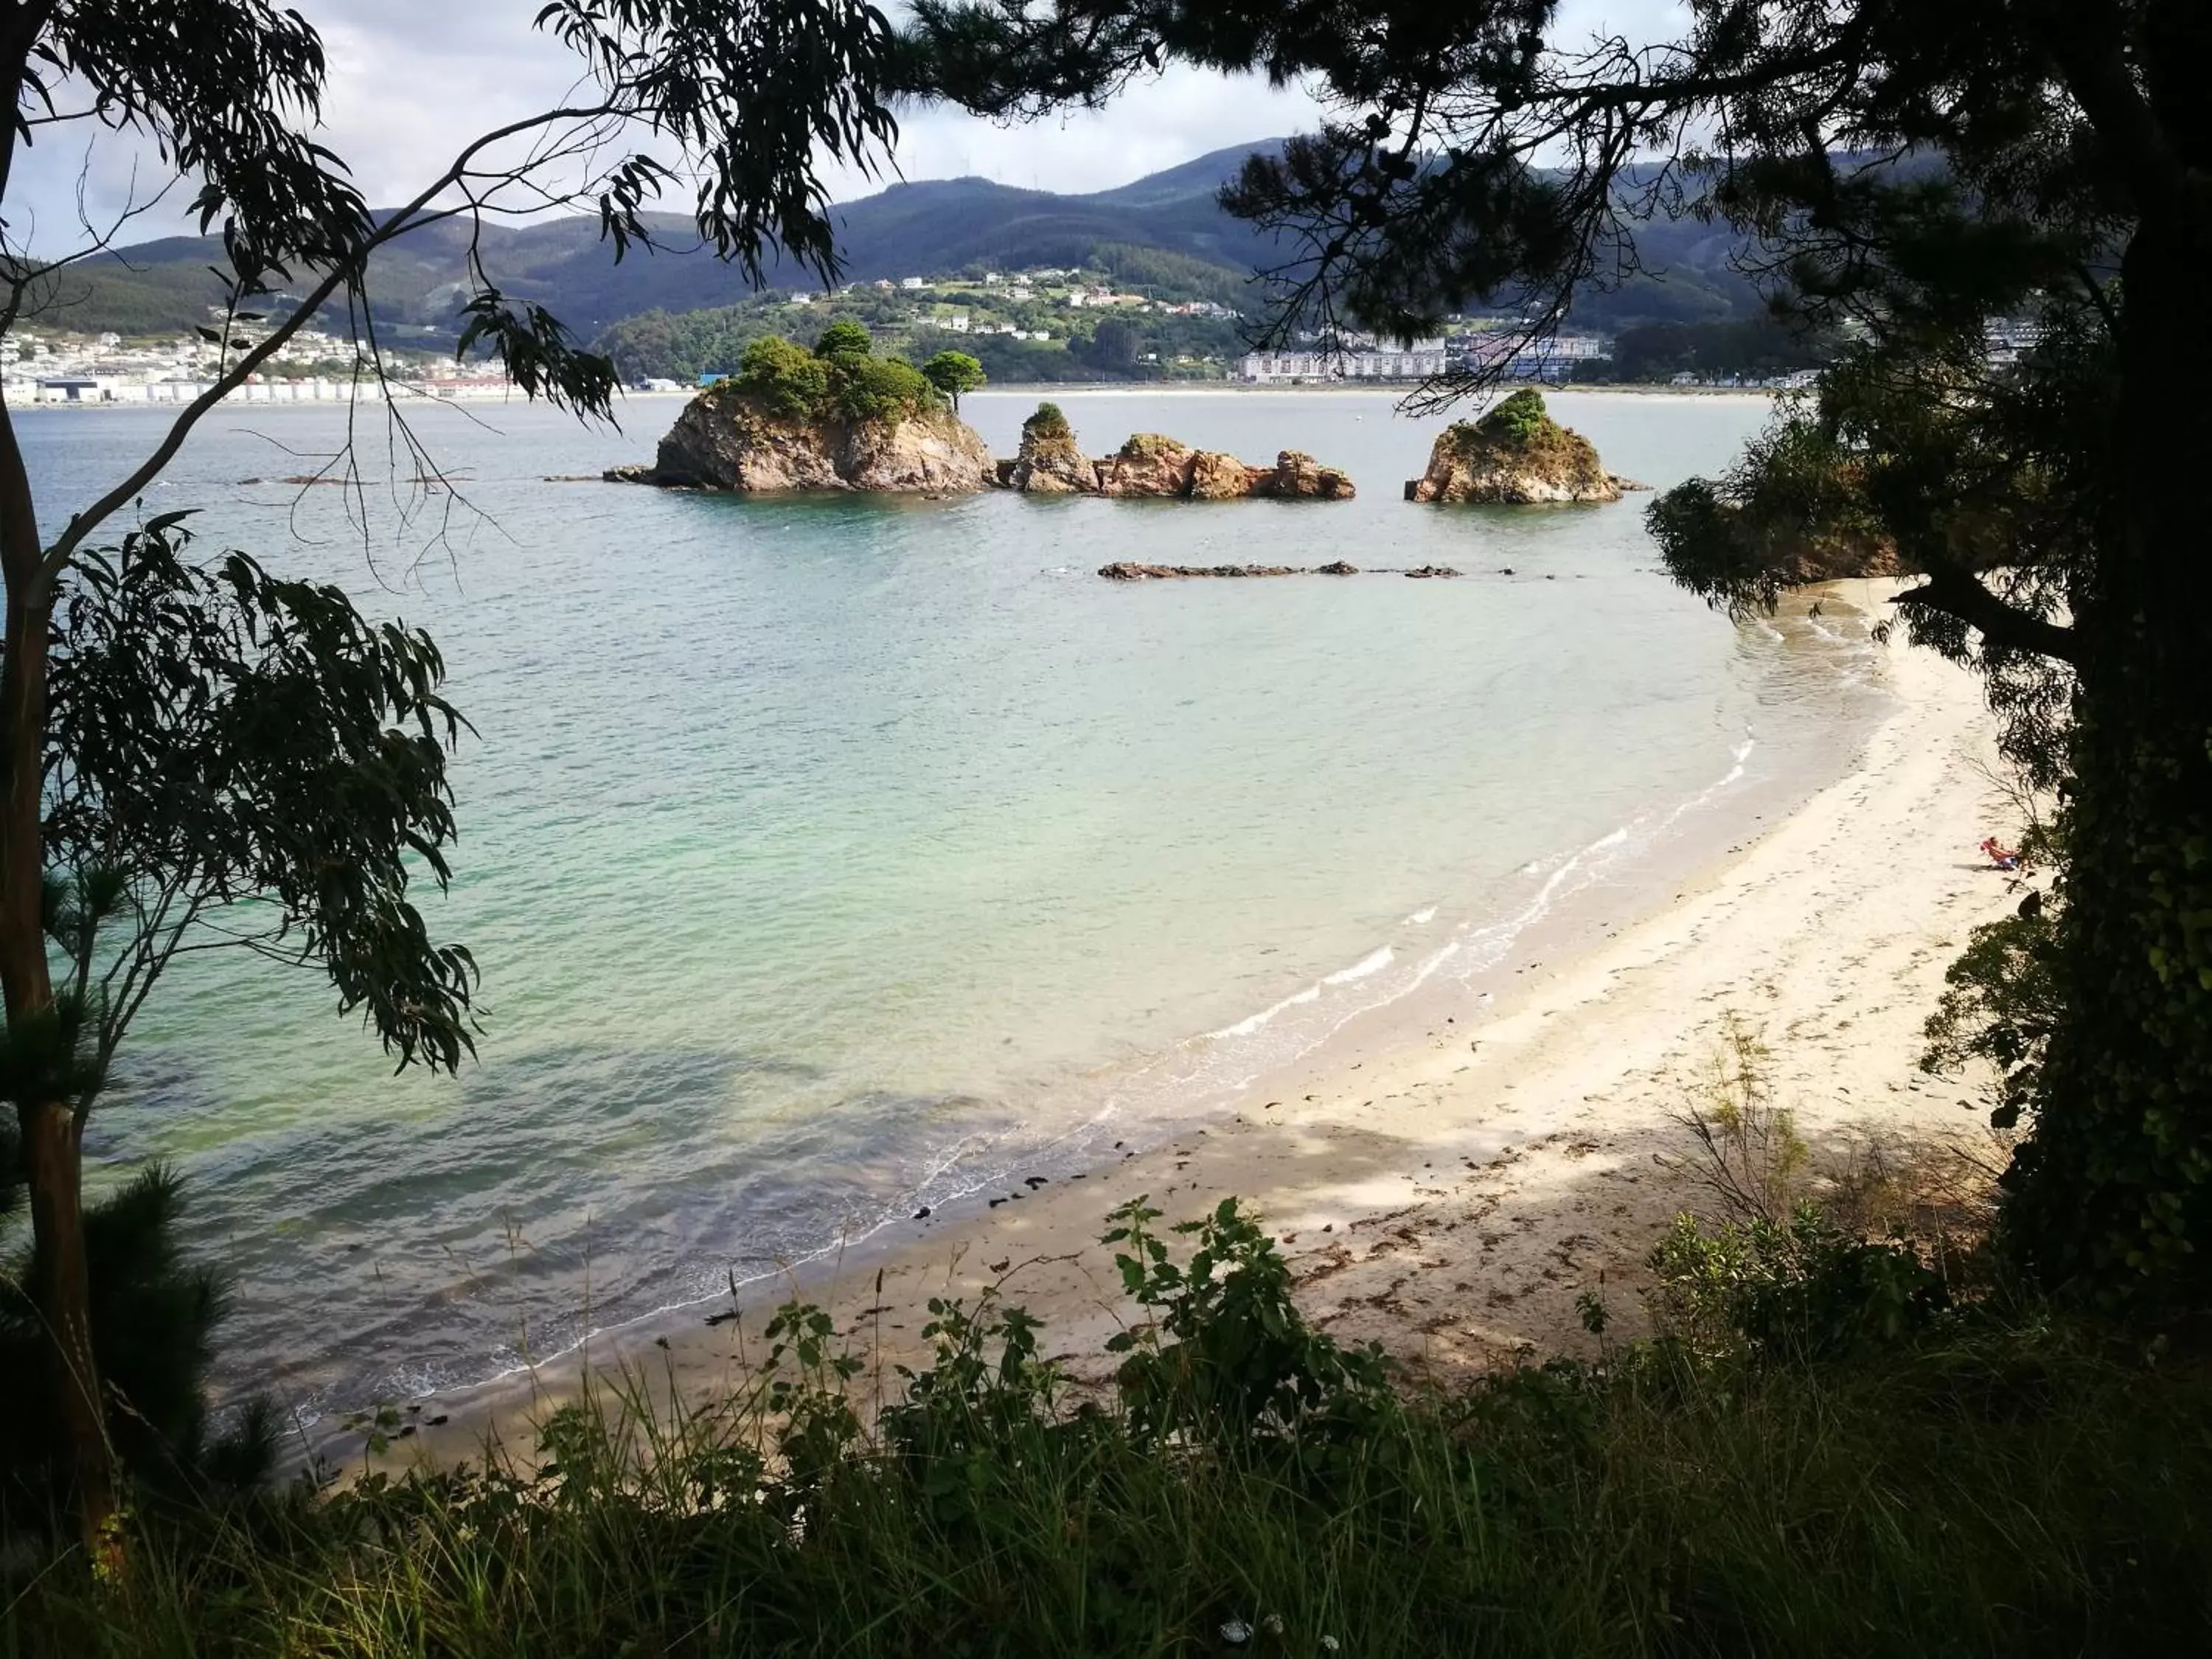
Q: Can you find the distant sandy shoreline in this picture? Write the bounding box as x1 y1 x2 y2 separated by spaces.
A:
10 383 1775 418
352 580 2017 1475
967 383 1777 400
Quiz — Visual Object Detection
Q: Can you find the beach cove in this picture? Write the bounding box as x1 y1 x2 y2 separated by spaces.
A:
375 591 2017 1467
14 389 1921 1429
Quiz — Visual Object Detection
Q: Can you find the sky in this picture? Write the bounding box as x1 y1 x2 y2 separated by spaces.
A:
7 0 1683 255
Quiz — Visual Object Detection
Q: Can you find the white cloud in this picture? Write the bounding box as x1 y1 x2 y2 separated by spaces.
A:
7 0 1688 251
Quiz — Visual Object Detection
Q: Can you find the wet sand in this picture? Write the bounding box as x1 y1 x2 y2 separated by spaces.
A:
360 582 2019 1472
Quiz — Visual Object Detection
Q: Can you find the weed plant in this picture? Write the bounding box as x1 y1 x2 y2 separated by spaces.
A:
4 1191 2208 1657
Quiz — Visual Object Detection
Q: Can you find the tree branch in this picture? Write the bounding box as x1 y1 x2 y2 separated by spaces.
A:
33 101 624 595
2037 12 2184 212
1893 567 2080 667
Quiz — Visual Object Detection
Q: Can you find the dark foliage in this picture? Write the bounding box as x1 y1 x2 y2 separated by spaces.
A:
733 324 942 425
1599 316 1837 383
1021 400 1073 440
1477 388 1548 445
0 1160 276 1509
1649 1204 1952 1362
7 1195 2211 1652
43 518 476 1084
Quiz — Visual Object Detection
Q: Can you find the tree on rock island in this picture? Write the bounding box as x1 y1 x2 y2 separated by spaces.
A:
0 0 901 1549
922 349 988 411
899 0 2212 1307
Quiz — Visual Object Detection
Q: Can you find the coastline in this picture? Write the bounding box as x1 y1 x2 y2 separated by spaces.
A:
8 382 1777 417
351 579 2021 1474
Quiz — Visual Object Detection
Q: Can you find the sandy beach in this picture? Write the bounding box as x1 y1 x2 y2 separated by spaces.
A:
367 580 2022 1469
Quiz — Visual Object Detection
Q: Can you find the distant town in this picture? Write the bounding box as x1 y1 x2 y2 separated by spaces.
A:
2 260 2043 407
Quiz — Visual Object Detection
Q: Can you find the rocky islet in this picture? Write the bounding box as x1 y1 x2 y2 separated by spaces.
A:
611 382 1670 529
1404 389 1640 504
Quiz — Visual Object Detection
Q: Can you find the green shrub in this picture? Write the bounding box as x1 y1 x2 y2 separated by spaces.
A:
0 1161 277 1512
731 330 939 425
1647 1203 1952 1360
734 334 830 418
1022 400 1074 441
813 319 873 361
1105 1195 1394 1444
832 354 937 424
1475 387 1552 445
6 1193 2211 1653
1923 890 2063 1132
15 1197 2212 1655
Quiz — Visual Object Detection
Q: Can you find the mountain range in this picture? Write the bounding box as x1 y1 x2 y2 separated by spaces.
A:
35 142 1764 344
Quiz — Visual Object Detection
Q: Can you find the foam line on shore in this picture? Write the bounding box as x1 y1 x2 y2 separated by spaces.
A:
358 584 2017 1476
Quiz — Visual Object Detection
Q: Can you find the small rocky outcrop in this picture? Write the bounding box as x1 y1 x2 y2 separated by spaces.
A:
1268 451 1358 499
1405 389 1621 504
1187 447 1259 500
613 380 994 493
1006 402 1099 494
1096 432 1203 497
1000 410 1356 501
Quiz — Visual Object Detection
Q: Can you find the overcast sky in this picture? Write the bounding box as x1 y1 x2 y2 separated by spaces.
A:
10 0 1683 254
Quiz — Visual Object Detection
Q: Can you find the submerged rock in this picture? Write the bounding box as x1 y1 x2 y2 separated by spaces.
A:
1099 562 1301 580
1405 389 1621 504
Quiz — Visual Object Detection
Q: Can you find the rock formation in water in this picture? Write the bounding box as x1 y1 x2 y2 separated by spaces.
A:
1096 560 1461 580
1095 434 1358 500
1005 402 1100 494
608 328 995 493
1099 562 1301 579
998 406 1357 501
1405 389 1629 504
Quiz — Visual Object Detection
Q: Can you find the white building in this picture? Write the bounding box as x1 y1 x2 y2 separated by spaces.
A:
900 276 925 291
1985 317 2045 366
1444 332 1610 380
1236 348 1447 383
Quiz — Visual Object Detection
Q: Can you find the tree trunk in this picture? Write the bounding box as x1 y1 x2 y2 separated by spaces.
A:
0 386 118 1545
15 1100 114 1532
1999 53 2212 1299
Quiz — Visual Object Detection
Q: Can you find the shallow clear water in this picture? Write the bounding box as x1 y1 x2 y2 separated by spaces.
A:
15 387 1880 1414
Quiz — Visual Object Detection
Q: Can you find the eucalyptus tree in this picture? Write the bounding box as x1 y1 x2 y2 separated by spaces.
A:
899 0 2212 1302
1 0 900 1543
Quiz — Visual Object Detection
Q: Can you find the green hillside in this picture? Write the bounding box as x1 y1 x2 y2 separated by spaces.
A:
33 142 1768 355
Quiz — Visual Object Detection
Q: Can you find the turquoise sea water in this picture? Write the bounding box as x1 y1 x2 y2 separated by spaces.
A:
16 388 1882 1415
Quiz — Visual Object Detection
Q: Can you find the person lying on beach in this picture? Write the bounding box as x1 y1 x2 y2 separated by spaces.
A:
1980 836 2022 872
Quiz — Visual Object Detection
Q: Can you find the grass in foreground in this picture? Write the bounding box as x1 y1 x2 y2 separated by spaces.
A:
6 1193 2210 1658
